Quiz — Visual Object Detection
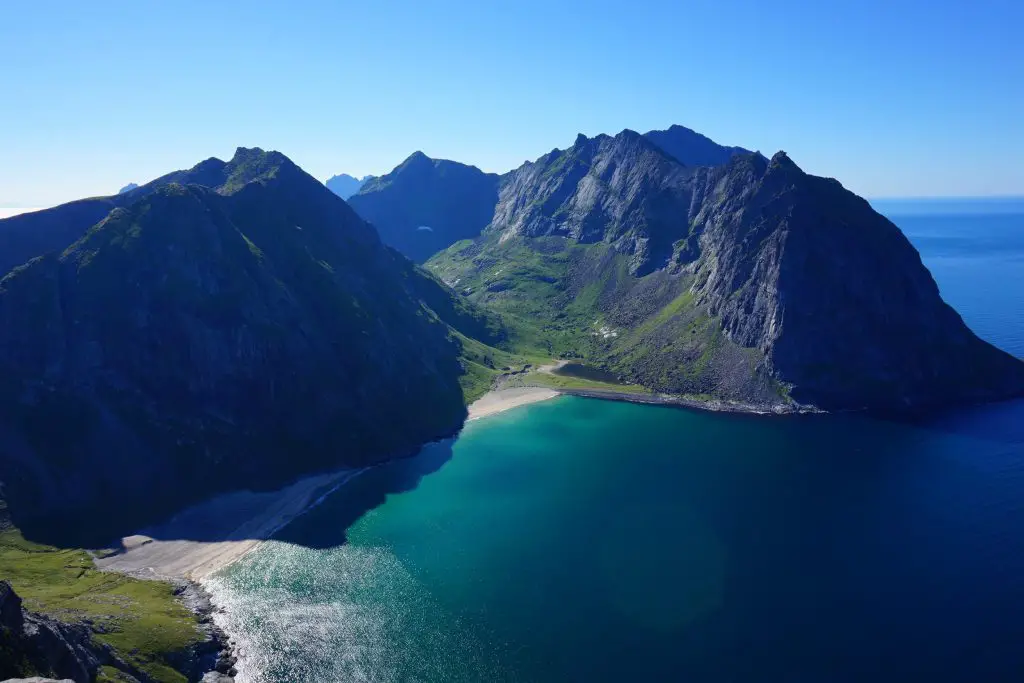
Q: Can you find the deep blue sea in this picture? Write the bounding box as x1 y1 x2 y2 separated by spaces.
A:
206 199 1024 683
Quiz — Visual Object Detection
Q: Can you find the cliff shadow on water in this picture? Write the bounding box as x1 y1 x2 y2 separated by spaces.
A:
10 440 456 553
273 440 457 549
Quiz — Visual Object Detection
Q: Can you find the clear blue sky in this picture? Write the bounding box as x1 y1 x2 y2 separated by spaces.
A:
2 0 1021 207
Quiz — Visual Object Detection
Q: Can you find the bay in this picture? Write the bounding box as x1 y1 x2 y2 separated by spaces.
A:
207 200 1024 682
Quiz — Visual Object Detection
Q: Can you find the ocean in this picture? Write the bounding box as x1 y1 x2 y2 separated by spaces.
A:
205 199 1024 682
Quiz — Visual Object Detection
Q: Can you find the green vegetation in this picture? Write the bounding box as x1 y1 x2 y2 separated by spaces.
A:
525 369 649 394
0 506 204 682
453 330 533 403
426 229 792 407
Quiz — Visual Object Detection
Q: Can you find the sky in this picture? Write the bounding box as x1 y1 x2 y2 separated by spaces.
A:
1 0 1022 208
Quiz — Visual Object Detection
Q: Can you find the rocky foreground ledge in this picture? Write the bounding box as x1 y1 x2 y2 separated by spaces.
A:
0 579 233 683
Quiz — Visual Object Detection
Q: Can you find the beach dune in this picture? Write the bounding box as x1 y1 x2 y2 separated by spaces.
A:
467 387 560 420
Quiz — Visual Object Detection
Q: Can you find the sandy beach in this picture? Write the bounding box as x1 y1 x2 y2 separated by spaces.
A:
98 387 560 581
96 468 365 580
467 386 561 420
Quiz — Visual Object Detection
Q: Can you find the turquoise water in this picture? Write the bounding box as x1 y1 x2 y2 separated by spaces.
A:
207 202 1024 682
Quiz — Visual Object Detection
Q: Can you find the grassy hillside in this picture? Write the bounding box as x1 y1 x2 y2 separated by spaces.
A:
427 233 785 405
0 502 204 682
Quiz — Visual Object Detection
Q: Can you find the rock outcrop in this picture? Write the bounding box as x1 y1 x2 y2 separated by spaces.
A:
0 580 230 683
1 581 97 682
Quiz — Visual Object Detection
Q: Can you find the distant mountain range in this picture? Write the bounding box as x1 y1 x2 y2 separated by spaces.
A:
118 182 139 194
346 124 758 264
325 173 373 199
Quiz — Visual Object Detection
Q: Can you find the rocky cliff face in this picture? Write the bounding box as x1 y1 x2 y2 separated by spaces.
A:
428 130 1024 413
0 148 477 542
341 126 755 266
490 130 695 275
349 152 499 263
677 151 1024 411
0 579 225 683
1 580 98 682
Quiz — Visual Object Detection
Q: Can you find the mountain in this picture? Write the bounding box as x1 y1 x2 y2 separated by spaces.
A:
118 182 139 194
0 153 297 278
643 124 755 166
345 126 754 265
348 152 499 263
325 172 373 199
0 197 121 277
427 129 1024 413
0 147 509 543
487 130 693 276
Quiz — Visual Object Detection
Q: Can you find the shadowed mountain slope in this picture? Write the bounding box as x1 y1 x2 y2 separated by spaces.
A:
348 152 500 263
0 148 508 543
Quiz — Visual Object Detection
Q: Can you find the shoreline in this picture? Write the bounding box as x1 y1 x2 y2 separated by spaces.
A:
100 382 800 585
467 386 562 419
95 467 370 682
97 381 801 682
97 467 368 581
554 387 811 415
485 359 814 417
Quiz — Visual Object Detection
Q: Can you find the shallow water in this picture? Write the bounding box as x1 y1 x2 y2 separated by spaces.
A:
206 201 1024 682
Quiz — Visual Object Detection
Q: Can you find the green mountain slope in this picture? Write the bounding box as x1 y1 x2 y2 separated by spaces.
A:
0 148 513 543
428 131 1024 413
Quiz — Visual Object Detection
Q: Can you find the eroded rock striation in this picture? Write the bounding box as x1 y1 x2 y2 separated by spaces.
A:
428 129 1024 413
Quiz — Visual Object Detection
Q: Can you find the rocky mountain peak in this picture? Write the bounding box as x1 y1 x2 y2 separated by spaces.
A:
768 150 798 171
644 124 755 167
348 152 499 263
428 127 1024 413
0 149 480 539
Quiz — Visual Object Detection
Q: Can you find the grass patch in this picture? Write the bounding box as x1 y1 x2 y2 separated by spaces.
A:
0 518 203 683
453 330 540 403
525 370 649 394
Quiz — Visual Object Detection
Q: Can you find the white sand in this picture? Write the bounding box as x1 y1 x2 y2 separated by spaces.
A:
96 468 364 580
467 386 560 420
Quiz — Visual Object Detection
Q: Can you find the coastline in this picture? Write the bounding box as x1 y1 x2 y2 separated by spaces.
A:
97 467 367 581
555 387 809 415
95 380 801 682
467 386 562 419
485 359 812 417
103 381 798 585
95 467 369 682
